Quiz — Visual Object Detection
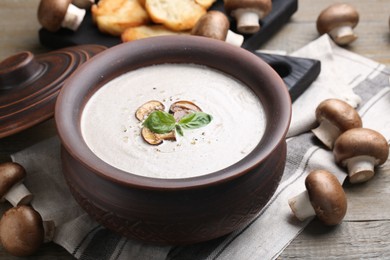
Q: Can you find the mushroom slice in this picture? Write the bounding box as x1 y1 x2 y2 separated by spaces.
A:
0 162 33 207
169 100 202 121
141 127 176 145
135 100 165 121
333 128 389 183
311 99 362 149
0 206 44 256
288 169 347 225
316 3 359 45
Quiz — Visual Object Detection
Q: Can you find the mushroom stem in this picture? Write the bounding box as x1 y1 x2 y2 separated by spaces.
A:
328 25 357 45
225 30 244 46
311 119 341 149
4 183 33 207
346 155 376 183
43 220 56 243
61 4 86 31
288 191 316 221
234 9 263 34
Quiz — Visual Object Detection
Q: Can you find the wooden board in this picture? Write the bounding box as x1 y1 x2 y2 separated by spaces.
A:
254 52 321 101
37 0 321 101
38 0 298 51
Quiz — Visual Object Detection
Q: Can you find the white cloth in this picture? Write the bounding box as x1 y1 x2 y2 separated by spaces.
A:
10 35 390 259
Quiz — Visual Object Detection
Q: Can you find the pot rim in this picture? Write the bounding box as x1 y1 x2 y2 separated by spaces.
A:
55 35 291 190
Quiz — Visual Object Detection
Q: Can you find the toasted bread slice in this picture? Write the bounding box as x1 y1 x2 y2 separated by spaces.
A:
145 0 206 31
91 0 150 36
121 25 188 42
195 0 217 9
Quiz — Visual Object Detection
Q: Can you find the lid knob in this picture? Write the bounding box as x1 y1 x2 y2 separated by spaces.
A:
0 52 43 91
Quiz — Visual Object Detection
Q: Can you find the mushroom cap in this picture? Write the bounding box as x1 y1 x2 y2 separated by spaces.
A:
0 162 26 199
305 170 347 225
191 11 230 41
315 99 362 131
0 206 44 256
316 3 359 35
333 128 389 166
38 0 72 32
224 0 272 17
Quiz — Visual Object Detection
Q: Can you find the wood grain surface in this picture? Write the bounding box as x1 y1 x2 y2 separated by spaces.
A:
0 0 390 259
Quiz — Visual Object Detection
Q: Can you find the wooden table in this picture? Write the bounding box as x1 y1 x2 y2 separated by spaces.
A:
0 0 389 259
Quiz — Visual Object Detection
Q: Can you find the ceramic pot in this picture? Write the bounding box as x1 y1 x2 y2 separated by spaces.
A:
55 36 291 245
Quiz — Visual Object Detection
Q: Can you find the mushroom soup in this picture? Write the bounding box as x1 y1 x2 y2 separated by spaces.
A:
81 63 266 179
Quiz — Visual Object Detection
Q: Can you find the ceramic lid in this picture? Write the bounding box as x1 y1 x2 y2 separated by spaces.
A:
0 44 106 138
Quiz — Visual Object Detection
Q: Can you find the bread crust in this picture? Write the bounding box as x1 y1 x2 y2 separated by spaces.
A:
91 0 150 36
121 25 189 42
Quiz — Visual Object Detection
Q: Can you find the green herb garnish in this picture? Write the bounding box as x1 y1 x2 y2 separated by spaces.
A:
143 110 212 136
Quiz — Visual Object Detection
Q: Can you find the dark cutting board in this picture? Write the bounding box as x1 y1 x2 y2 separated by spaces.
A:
38 0 320 101
39 0 298 51
255 52 321 101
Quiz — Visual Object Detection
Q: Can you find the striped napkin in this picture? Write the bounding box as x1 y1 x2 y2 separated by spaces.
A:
10 35 390 259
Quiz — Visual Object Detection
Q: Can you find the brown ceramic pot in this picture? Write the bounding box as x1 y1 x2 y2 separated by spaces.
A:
55 36 291 245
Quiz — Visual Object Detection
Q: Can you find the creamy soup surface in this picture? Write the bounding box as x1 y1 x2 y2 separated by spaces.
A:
81 64 266 179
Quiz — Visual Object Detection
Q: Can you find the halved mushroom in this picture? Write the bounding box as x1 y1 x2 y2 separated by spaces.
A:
224 0 272 34
0 205 55 256
136 100 175 144
288 169 347 225
37 0 86 32
169 100 202 121
135 100 165 121
311 99 362 149
0 162 33 207
333 128 389 183
141 127 176 145
191 11 244 46
316 3 359 45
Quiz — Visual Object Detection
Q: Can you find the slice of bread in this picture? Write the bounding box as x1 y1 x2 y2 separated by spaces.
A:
195 0 217 9
138 0 146 7
121 25 189 42
91 0 150 36
145 0 206 31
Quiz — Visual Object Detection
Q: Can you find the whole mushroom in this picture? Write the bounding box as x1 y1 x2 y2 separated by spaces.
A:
38 0 86 32
311 99 362 149
0 206 55 257
316 3 359 45
333 128 389 183
191 11 244 46
288 169 347 225
0 162 33 207
224 0 272 34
